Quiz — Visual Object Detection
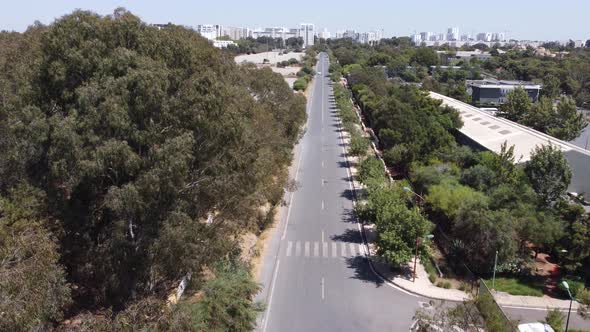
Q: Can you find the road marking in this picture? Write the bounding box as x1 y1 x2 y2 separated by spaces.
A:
358 244 365 255
321 277 325 300
349 243 357 256
295 241 301 257
332 242 337 257
314 242 319 257
304 241 310 257
323 242 328 257
341 242 346 256
321 200 324 210
262 259 280 332
321 160 324 168
281 144 304 241
321 230 324 243
286 241 293 257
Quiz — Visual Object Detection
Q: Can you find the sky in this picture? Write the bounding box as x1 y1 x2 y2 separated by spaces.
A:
1 0 589 41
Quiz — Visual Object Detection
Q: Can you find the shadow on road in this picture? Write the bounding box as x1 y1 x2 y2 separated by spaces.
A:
345 255 385 287
330 228 363 243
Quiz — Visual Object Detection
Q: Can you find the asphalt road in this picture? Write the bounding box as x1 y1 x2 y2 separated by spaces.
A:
256 53 425 332
504 305 590 330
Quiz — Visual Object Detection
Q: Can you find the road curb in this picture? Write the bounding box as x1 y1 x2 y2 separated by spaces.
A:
332 88 466 303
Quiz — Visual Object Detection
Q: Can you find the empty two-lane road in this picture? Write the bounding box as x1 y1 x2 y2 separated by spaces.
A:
257 53 424 332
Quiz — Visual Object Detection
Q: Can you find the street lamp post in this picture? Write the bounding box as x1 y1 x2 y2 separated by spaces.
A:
413 234 434 282
562 280 573 332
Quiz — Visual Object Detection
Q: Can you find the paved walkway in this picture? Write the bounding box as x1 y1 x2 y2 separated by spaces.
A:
339 81 583 311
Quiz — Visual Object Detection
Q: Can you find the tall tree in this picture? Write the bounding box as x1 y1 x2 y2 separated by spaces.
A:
498 87 532 122
524 144 572 205
547 96 588 141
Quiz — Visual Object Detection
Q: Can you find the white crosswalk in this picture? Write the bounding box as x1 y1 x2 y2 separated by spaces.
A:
285 240 366 258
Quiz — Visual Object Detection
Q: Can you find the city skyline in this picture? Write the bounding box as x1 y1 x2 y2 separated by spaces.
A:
1 0 589 41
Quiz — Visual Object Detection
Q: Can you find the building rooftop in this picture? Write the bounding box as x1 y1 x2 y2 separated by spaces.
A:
467 78 541 89
430 92 590 196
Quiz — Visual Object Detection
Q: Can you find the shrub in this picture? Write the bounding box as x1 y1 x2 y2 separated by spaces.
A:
293 78 307 91
350 134 369 157
443 281 452 289
428 274 437 284
578 288 590 306
559 278 585 298
545 308 565 332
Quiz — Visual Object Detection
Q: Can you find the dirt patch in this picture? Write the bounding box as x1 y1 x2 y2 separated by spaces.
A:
250 207 279 280
239 231 259 264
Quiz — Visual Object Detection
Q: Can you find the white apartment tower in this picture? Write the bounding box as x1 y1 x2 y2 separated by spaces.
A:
300 23 315 48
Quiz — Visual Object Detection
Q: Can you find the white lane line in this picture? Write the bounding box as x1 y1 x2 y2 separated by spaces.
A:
286 241 293 257
321 160 324 168
341 242 346 257
261 57 320 332
281 145 304 241
321 230 324 243
332 242 337 258
358 244 365 255
314 242 319 257
321 200 324 210
262 259 280 332
322 242 328 257
349 243 357 256
304 241 310 257
295 241 301 257
321 277 325 300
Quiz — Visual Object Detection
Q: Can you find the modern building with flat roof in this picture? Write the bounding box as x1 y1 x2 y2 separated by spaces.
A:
467 79 542 105
430 92 590 198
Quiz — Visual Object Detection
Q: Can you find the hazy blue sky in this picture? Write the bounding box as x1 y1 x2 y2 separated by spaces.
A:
1 0 588 41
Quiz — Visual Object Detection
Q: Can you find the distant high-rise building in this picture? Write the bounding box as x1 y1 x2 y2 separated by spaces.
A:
447 27 459 41
420 32 433 42
476 32 493 42
412 34 422 45
300 23 315 48
197 24 223 40
319 28 331 40
358 30 383 45
221 26 251 40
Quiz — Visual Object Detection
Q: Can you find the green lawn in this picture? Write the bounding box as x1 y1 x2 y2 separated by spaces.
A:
484 277 545 297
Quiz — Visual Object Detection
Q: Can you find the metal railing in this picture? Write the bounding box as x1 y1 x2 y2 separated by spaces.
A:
477 279 518 332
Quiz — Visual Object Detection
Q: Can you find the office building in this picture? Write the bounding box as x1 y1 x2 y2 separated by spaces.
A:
300 23 315 48
467 79 542 105
447 27 459 41
197 24 223 40
319 28 331 40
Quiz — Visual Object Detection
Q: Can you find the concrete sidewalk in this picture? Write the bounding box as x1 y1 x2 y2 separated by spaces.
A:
337 83 583 311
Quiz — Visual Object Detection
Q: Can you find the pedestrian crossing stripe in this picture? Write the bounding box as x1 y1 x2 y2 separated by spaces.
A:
285 240 364 258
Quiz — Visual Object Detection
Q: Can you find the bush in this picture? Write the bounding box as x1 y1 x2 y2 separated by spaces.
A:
350 134 369 157
559 278 585 298
293 78 307 91
429 274 437 284
545 308 565 332
443 281 452 289
578 288 590 306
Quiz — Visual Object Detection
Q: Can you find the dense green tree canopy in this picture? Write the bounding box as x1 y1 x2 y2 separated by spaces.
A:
0 9 306 327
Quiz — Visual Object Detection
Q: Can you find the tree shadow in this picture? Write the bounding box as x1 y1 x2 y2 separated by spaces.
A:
340 188 355 201
346 255 385 287
330 228 363 243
